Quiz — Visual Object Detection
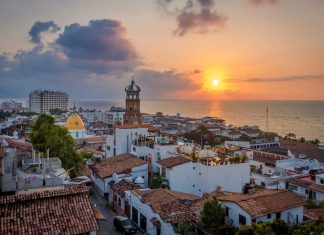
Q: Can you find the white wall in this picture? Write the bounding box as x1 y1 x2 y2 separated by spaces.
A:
162 162 250 196
125 190 176 235
223 202 303 228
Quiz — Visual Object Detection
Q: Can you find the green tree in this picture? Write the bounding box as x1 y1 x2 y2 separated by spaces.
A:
292 219 324 235
150 172 170 189
200 197 225 234
30 114 84 177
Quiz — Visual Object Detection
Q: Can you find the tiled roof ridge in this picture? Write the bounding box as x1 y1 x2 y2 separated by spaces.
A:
0 186 89 205
237 189 289 202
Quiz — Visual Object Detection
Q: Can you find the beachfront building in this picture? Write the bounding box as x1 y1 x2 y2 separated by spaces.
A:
0 100 24 112
89 153 148 199
194 188 305 228
125 188 200 235
29 89 68 113
124 79 141 125
156 154 250 196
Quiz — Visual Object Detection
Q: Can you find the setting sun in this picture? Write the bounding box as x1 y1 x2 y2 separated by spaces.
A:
212 79 219 86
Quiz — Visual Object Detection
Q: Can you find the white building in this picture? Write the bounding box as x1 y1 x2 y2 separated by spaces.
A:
125 188 200 235
89 153 148 199
156 155 250 196
198 188 305 228
29 89 68 113
286 173 324 201
106 124 158 157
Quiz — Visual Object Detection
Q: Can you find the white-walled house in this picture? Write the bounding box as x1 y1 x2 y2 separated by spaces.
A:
286 174 324 201
106 124 158 157
195 188 305 228
156 155 250 196
125 188 200 235
89 153 148 199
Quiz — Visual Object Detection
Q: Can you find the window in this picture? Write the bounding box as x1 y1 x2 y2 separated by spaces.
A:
157 152 161 161
305 189 309 194
289 185 298 191
118 197 121 206
132 207 138 224
140 213 147 231
267 214 271 219
161 167 166 177
107 146 110 151
296 215 299 224
276 212 281 219
252 219 256 223
321 179 324 184
239 214 246 225
225 207 229 216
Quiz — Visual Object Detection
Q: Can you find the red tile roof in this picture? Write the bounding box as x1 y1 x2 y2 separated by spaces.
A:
111 179 140 198
280 139 324 163
0 186 99 234
84 136 106 144
6 138 32 151
132 188 199 223
90 153 146 179
76 146 105 155
210 189 305 218
157 155 191 168
287 176 324 193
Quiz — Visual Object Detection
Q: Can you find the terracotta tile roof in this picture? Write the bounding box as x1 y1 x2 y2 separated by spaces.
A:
252 150 288 166
132 188 199 223
5 138 32 151
76 146 105 155
0 186 99 234
209 189 305 219
280 139 324 163
287 176 324 193
157 155 191 168
113 124 159 132
84 136 106 143
90 153 146 179
304 208 324 220
111 179 140 198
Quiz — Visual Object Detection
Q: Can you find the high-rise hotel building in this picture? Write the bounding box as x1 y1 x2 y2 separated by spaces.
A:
29 90 68 113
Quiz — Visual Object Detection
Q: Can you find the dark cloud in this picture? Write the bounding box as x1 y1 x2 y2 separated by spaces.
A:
227 75 324 83
158 0 228 36
29 21 60 44
0 19 198 100
56 19 140 74
249 0 278 5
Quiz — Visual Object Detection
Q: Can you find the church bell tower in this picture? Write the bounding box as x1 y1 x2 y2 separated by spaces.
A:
124 78 141 125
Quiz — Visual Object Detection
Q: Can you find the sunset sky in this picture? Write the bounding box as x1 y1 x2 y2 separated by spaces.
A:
1 0 324 100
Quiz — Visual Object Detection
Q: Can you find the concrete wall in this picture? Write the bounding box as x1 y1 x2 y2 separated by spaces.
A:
163 162 250 196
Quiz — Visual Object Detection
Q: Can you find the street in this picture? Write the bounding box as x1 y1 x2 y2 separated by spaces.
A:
90 190 144 235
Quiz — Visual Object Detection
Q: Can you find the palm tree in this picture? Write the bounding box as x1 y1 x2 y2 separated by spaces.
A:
150 172 170 189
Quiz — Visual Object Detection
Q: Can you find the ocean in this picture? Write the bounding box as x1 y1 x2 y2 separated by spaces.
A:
76 99 324 143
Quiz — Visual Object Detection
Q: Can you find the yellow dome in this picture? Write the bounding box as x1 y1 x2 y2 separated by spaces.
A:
65 113 85 130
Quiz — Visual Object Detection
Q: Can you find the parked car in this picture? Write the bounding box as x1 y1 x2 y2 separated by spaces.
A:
113 216 137 234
